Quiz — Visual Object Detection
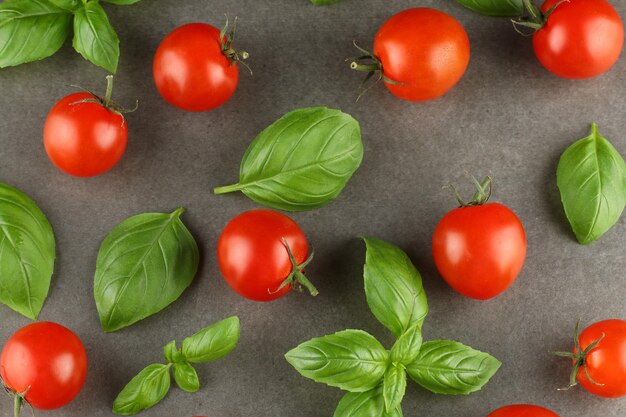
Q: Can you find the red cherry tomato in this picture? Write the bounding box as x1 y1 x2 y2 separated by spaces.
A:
217 209 316 302
488 404 559 417
561 319 626 398
153 21 248 111
352 8 470 101
43 77 128 177
0 322 87 412
432 180 526 300
532 0 623 79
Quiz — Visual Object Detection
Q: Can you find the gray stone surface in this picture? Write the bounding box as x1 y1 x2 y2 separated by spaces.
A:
0 0 625 416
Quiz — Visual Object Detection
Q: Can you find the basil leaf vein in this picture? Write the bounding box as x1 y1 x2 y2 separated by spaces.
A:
73 0 119 73
0 183 55 320
406 340 501 395
113 363 171 416
182 316 240 363
455 0 523 16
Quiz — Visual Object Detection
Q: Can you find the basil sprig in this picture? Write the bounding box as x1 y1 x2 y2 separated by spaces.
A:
286 238 501 416
0 0 141 72
214 107 364 212
113 317 240 415
0 183 56 319
94 208 199 332
455 0 523 16
556 124 626 244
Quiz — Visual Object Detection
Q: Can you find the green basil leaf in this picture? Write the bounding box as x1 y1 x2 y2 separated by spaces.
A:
556 124 626 244
406 340 501 395
94 208 199 332
73 0 119 73
310 0 341 5
334 386 403 417
181 316 240 363
390 323 422 365
362 237 428 337
102 0 142 4
163 340 183 364
173 362 199 393
0 0 71 68
113 363 171 416
0 183 55 320
285 329 389 392
49 0 80 10
383 364 406 413
214 107 364 212
455 0 523 16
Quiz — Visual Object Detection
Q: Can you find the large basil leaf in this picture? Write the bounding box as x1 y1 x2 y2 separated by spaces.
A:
406 340 501 395
113 363 171 415
73 0 119 73
362 238 428 337
0 0 72 68
214 107 363 212
334 386 403 417
285 329 389 392
383 364 406 413
0 183 55 320
390 323 422 365
455 0 523 16
173 362 199 393
94 208 199 332
556 124 626 244
182 316 240 363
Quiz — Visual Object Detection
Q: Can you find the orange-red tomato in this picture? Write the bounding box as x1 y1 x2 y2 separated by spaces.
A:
488 404 559 417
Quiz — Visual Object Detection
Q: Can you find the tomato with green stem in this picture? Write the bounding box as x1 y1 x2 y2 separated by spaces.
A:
432 176 527 300
554 319 626 398
217 209 317 301
43 75 133 177
349 8 470 101
513 0 623 79
487 404 559 416
0 322 87 416
153 18 249 112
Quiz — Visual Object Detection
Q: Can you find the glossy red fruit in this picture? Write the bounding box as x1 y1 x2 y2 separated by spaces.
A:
0 322 88 411
153 21 247 111
488 404 560 417
217 209 316 302
532 0 623 79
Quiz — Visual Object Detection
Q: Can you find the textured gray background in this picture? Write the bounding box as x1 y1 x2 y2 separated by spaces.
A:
0 0 625 416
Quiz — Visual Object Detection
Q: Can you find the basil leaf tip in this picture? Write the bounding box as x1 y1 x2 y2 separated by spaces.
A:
455 0 524 17
73 0 120 73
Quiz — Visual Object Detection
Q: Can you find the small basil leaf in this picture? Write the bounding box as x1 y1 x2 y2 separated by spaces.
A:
94 208 199 332
556 124 626 244
285 329 389 392
311 0 341 5
383 364 406 413
102 0 142 4
173 362 200 393
334 386 403 417
406 340 501 395
0 0 71 68
73 0 119 73
113 363 171 416
163 340 183 364
390 323 422 365
181 316 240 363
455 0 523 16
362 237 428 337
0 183 56 320
214 107 364 212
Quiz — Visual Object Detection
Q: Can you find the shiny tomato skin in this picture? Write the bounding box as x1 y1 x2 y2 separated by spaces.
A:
575 319 626 397
373 8 470 101
153 23 239 112
533 0 624 79
217 209 308 302
0 322 88 410
432 202 527 300
43 92 128 177
487 404 560 417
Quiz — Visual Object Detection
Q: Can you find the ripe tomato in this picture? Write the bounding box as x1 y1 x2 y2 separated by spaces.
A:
558 319 626 398
532 0 623 79
43 76 128 177
0 322 87 412
217 209 316 301
153 20 248 112
487 404 560 417
351 8 470 101
432 179 526 299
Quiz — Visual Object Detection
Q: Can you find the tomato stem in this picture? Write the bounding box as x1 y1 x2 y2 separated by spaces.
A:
272 238 318 297
213 183 244 194
104 75 114 107
220 15 251 73
446 175 492 207
13 394 22 417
